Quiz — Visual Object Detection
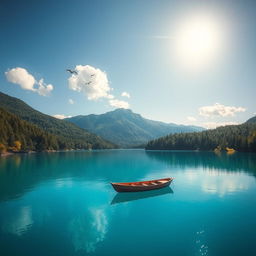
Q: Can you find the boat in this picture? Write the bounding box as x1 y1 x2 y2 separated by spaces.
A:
111 177 173 192
111 186 173 204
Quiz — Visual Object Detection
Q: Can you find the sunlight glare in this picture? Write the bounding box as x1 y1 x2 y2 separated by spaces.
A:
174 15 222 71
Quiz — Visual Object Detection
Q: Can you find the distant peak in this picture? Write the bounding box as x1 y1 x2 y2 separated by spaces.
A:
246 115 256 123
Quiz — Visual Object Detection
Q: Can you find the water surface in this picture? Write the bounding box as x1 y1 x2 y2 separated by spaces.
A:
0 150 256 256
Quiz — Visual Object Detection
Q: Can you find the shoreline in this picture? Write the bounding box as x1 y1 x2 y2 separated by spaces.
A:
0 148 99 157
0 152 14 157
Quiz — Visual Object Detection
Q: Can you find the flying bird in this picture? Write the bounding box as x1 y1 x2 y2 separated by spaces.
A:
66 69 78 75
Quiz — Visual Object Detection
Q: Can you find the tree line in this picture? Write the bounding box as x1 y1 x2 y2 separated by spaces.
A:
145 123 256 152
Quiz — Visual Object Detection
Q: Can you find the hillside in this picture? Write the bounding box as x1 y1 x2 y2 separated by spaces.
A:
65 108 205 147
0 108 63 153
0 92 115 149
146 122 256 152
246 116 256 123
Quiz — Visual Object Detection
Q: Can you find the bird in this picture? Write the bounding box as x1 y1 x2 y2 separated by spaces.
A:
66 69 78 75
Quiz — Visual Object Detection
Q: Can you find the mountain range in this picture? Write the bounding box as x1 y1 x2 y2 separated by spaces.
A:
65 109 205 147
0 91 255 152
0 92 115 150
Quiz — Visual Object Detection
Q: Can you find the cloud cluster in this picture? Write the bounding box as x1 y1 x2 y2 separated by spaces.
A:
5 67 53 96
109 99 130 109
53 114 72 119
68 65 111 100
68 65 129 109
37 79 53 96
203 122 238 129
199 103 246 117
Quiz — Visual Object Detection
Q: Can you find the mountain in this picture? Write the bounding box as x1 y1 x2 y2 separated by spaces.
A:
246 116 256 123
0 92 115 150
146 121 256 152
65 108 205 147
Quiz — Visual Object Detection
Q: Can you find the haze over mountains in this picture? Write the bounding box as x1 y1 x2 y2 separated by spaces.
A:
65 109 205 147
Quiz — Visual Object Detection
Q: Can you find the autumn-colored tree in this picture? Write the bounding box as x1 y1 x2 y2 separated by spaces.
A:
13 140 22 151
0 143 6 154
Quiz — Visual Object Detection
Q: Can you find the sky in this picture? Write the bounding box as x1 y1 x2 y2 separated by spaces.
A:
0 0 255 128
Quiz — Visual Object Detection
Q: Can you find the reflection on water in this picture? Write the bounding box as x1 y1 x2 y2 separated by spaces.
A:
0 151 256 202
200 171 254 196
0 150 256 256
69 206 108 253
146 151 256 174
175 169 256 197
2 205 33 236
111 186 173 205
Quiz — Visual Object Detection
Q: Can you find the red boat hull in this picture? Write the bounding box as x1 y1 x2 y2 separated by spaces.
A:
111 178 173 192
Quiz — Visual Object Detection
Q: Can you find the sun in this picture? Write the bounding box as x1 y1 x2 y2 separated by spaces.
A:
174 15 222 70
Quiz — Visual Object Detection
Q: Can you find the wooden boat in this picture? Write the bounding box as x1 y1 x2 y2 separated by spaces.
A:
111 178 173 192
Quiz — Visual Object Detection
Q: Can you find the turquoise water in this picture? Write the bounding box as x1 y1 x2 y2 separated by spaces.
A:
0 150 256 256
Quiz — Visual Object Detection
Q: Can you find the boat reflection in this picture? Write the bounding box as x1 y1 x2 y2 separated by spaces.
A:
111 186 173 205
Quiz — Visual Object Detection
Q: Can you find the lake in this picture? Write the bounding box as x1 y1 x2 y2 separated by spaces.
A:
0 150 256 256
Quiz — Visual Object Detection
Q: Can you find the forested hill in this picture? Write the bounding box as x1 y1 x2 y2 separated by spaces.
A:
0 108 62 153
0 92 115 150
65 108 205 147
246 116 256 123
146 122 256 152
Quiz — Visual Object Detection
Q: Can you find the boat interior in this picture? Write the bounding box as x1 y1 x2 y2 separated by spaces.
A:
119 179 169 186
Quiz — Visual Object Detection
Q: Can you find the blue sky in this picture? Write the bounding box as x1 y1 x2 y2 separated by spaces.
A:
0 0 255 128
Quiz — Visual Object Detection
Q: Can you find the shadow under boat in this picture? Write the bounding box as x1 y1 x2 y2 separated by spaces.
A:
111 186 173 205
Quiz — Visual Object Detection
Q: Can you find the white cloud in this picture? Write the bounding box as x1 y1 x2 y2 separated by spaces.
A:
199 103 246 117
37 78 53 96
203 122 238 129
67 64 130 109
5 67 53 96
187 116 197 122
68 99 74 104
5 67 35 91
109 99 129 109
121 91 130 98
53 114 72 119
68 65 111 100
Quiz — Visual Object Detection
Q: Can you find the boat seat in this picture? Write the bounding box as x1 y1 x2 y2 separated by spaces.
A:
151 182 157 185
141 183 148 186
